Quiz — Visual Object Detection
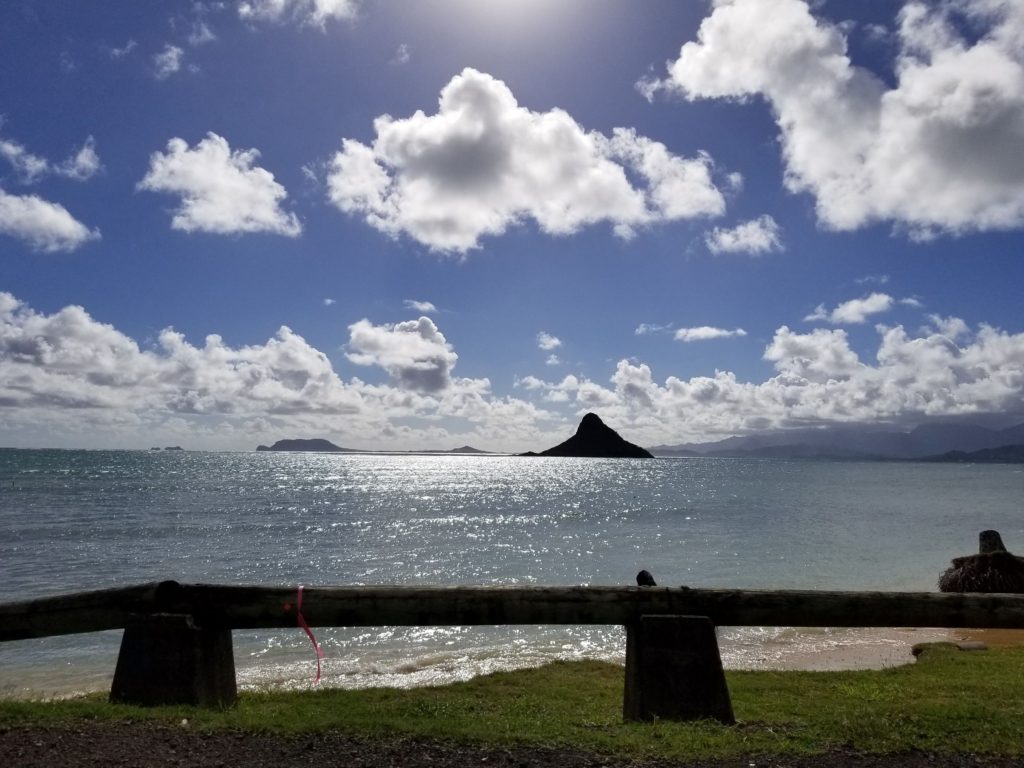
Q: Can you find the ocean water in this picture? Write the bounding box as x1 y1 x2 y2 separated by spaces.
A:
1 448 1022 698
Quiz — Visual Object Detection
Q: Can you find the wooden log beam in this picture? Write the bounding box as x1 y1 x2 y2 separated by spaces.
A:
0 582 173 642
5 583 1024 641
161 584 1024 631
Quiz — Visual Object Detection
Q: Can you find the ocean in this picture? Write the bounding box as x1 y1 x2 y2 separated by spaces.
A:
1 448 1022 698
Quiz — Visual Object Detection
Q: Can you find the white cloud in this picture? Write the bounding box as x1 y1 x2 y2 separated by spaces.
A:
0 135 100 184
0 140 50 184
0 189 100 252
653 0 1024 237
519 318 1024 445
804 293 896 324
138 133 302 236
153 44 185 80
674 326 747 342
107 40 137 59
346 317 458 393
705 214 782 255
536 332 562 351
927 314 970 341
515 373 579 401
188 21 217 46
323 298 336 306
545 354 561 366
635 322 673 336
391 43 410 65
763 326 864 382
57 137 102 181
599 128 726 230
855 274 890 285
403 299 437 313
238 0 358 27
327 68 726 253
514 375 546 391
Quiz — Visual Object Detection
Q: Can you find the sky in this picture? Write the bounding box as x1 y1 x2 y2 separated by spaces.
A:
1 0 1024 452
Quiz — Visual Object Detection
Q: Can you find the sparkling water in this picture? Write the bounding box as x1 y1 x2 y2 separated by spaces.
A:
1 449 1021 698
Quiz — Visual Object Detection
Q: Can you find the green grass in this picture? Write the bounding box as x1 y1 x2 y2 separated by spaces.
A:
3 645 1024 760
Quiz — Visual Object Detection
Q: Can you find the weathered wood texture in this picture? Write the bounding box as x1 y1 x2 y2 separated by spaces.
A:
0 582 168 641
163 584 1024 630
109 613 236 707
623 615 734 723
5 583 1024 641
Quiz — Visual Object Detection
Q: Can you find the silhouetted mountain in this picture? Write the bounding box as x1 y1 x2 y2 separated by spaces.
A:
256 438 358 452
445 445 488 454
650 421 1024 460
924 444 1024 464
530 413 653 458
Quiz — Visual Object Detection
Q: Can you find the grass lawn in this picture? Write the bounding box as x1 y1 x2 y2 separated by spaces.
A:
2 644 1023 761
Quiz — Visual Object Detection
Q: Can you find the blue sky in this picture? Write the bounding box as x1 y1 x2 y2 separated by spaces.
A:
2 0 1023 451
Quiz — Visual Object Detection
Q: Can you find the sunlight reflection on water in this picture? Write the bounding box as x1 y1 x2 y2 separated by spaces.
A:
1 450 1021 696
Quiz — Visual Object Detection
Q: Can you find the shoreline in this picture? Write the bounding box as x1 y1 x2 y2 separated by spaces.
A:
1 626 1000 701
953 627 1024 648
719 626 955 672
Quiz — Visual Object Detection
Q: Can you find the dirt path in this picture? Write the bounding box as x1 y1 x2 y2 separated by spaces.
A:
1 723 1021 768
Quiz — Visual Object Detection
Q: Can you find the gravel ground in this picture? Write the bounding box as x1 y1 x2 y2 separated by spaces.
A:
1 723 1021 768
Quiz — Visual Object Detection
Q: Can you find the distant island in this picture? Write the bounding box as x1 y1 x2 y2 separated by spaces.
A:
255 439 490 454
256 438 358 452
524 413 653 458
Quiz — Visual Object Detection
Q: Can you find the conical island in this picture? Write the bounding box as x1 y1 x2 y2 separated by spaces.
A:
527 413 653 458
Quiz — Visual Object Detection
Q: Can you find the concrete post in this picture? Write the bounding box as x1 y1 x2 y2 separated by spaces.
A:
110 613 236 707
623 614 734 724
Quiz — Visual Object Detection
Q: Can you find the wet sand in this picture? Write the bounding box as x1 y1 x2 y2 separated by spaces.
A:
954 628 1024 648
720 627 955 672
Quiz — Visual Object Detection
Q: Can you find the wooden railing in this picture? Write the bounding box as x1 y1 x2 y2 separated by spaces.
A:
4 581 1023 722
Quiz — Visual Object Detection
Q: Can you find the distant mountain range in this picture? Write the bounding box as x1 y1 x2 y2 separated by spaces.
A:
651 421 1024 461
922 444 1024 463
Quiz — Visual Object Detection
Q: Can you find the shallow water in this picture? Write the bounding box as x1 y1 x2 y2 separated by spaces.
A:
1 449 1020 697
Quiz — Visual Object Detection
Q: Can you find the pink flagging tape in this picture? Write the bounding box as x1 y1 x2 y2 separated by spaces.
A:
296 585 325 684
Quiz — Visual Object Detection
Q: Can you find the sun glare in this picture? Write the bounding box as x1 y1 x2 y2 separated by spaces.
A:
434 0 581 35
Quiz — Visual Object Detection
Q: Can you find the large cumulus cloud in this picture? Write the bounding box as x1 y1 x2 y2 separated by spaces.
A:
0 293 555 450
648 0 1024 238
4 293 1024 451
327 68 726 253
345 317 458 393
138 133 302 237
520 319 1024 444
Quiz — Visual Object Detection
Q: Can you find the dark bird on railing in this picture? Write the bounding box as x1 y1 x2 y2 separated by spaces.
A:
636 570 656 587
939 530 1024 593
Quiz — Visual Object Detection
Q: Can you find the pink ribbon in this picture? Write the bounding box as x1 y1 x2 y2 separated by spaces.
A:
296 585 324 684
